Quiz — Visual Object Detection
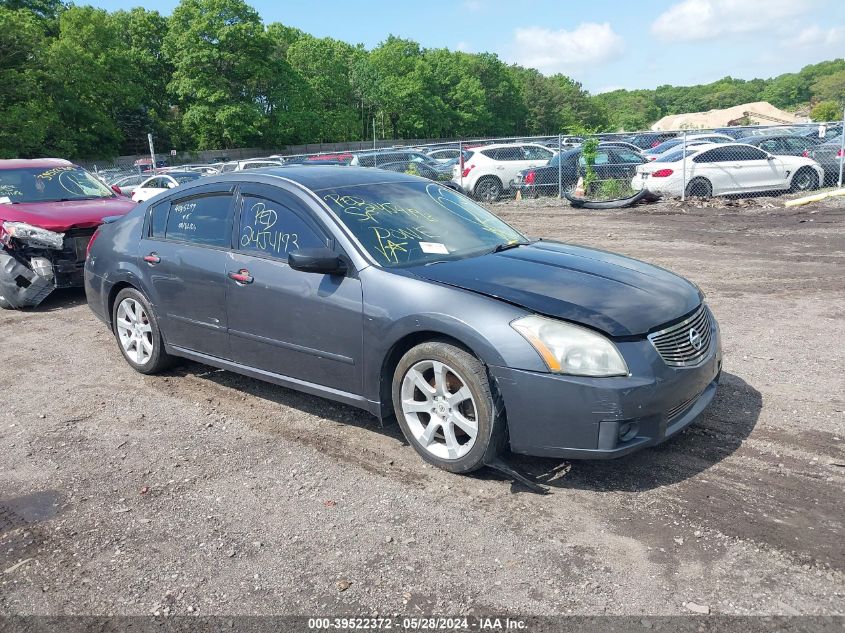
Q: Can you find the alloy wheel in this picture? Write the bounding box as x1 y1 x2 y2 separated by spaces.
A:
400 360 479 460
116 298 154 365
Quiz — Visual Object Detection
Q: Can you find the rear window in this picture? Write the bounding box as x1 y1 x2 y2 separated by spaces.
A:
163 194 232 247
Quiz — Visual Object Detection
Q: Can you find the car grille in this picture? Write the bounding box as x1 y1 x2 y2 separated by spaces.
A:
667 389 704 420
648 304 712 367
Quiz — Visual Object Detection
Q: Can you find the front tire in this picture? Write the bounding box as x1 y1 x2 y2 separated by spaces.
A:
112 288 174 374
790 167 818 193
392 341 506 473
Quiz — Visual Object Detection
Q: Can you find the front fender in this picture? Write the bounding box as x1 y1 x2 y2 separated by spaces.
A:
359 267 549 405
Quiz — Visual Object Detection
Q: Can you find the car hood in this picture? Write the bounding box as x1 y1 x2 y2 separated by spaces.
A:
407 241 701 337
0 197 136 232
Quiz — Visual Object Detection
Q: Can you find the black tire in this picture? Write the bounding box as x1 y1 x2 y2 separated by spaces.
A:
685 177 712 198
392 340 507 473
473 176 503 202
789 167 819 193
111 287 174 375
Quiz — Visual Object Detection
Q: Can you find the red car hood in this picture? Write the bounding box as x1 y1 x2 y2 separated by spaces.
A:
0 197 136 232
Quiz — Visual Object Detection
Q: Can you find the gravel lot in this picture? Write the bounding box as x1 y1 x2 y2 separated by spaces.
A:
1 195 843 617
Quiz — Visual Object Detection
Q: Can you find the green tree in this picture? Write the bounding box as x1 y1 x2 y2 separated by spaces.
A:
810 100 842 122
0 6 56 157
811 70 845 107
286 35 360 141
163 0 271 149
110 8 174 154
43 6 138 157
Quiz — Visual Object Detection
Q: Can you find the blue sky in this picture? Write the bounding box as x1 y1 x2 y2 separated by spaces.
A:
88 0 845 93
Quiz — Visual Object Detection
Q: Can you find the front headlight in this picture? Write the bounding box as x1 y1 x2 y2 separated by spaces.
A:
512 315 628 377
1 221 64 250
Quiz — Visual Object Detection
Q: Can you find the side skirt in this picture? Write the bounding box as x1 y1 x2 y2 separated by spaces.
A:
166 344 382 417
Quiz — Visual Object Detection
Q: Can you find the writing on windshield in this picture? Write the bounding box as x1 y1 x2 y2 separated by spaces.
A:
320 182 522 267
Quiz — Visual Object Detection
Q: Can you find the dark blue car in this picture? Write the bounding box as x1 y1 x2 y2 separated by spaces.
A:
85 167 722 473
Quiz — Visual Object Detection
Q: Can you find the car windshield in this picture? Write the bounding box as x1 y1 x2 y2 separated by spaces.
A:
0 166 115 204
319 181 526 268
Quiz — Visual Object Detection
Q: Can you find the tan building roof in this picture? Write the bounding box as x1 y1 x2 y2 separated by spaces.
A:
651 101 806 131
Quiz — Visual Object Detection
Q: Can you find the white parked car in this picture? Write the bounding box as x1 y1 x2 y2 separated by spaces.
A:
131 172 203 203
108 173 149 198
632 143 824 198
452 143 555 201
219 159 284 172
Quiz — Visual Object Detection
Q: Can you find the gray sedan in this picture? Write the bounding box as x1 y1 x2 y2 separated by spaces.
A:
85 167 721 473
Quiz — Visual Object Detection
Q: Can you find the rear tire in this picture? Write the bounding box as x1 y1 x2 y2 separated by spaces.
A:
111 288 174 375
685 177 712 198
392 341 506 473
473 177 503 202
789 167 818 193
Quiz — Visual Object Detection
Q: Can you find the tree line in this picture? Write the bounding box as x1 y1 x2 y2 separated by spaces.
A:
1 0 843 160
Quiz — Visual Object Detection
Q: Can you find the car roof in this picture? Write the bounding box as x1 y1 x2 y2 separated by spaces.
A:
200 165 421 192
473 142 548 150
0 158 74 170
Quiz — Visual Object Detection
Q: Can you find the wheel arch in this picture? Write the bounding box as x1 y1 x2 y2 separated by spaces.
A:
377 330 488 420
107 279 142 330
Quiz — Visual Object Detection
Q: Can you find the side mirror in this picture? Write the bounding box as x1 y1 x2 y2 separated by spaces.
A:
111 185 123 196
288 248 347 276
766 155 775 161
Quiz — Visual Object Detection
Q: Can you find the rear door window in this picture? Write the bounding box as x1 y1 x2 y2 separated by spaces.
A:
164 193 233 247
494 147 524 161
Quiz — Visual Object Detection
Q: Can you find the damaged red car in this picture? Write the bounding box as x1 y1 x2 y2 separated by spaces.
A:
0 159 136 309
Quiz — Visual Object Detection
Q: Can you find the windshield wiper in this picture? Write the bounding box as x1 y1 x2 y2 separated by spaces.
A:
489 240 532 254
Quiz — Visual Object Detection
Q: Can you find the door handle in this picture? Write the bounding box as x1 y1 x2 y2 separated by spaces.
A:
143 253 160 264
228 269 254 285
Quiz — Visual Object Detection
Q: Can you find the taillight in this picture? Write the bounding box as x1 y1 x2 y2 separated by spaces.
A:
462 164 475 178
648 156 656 161
651 141 660 148
802 150 809 158
652 169 674 177
86 228 101 259
524 170 535 184
838 149 844 158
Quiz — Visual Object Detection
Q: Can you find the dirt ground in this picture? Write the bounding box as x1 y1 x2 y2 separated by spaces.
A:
0 194 843 618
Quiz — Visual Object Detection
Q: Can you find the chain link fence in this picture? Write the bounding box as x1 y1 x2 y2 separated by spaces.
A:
79 115 845 205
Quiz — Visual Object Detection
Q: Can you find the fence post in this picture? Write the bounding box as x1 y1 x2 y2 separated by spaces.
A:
839 109 845 189
681 130 688 201
558 133 563 199
459 140 464 192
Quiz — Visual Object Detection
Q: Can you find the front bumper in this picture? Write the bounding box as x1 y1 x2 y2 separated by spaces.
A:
491 320 722 459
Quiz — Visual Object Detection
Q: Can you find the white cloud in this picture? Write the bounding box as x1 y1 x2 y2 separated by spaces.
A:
784 25 845 49
651 0 813 41
455 41 472 52
510 23 624 73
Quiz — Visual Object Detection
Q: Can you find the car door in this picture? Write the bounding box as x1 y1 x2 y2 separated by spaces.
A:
730 145 784 191
139 184 235 359
489 146 524 187
607 149 645 180
225 183 364 394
